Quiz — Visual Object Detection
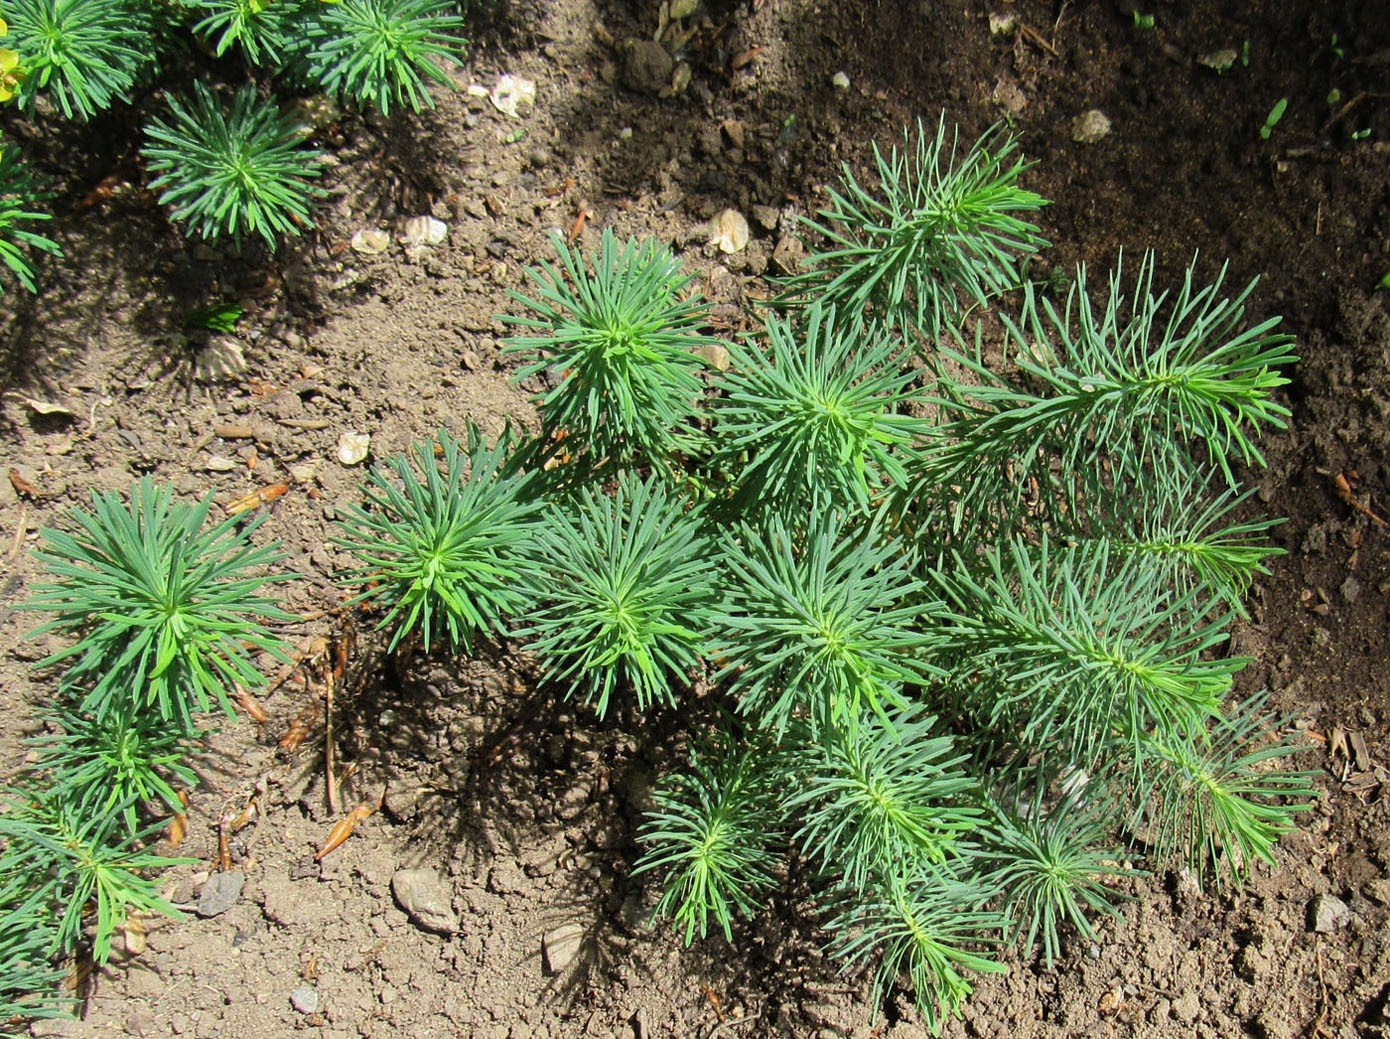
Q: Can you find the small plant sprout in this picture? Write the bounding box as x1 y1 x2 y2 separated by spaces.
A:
188 0 308 67
779 114 1049 339
142 81 327 249
3 0 154 118
333 425 541 653
984 784 1139 968
29 705 199 836
715 302 931 516
0 789 187 964
829 866 1007 1033
186 300 245 332
1260 97 1288 139
1131 10 1155 29
634 729 783 943
23 479 292 735
519 473 718 718
0 140 60 292
504 227 721 476
711 510 941 738
300 0 466 114
783 705 981 891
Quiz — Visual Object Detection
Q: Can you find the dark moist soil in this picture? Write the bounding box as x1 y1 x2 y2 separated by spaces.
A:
2 1 1389 1037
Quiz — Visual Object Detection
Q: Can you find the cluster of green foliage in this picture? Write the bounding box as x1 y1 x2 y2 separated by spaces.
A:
0 0 469 289
6 482 289 1023
10 113 1312 1033
325 115 1310 1030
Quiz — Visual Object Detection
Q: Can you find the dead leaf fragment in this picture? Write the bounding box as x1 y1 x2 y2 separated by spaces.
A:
8 469 42 499
5 393 76 420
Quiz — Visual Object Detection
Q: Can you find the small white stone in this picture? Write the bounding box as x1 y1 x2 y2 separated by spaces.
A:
543 922 585 975
830 70 851 91
989 12 1017 34
708 208 750 254
489 74 536 118
1070 109 1112 144
193 336 247 382
350 229 390 255
337 432 371 466
400 216 447 246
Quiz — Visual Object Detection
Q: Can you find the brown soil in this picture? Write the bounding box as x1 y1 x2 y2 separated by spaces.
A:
2 1 1388 1037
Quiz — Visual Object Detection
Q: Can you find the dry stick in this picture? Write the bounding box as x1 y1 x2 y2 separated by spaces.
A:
7 503 25 560
1019 22 1059 57
324 661 338 815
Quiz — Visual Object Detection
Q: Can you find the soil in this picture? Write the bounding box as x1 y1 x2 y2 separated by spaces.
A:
2 1 1389 1037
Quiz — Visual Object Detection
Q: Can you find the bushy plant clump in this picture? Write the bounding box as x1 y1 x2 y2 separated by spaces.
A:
10 113 1312 1035
470 114 1309 1031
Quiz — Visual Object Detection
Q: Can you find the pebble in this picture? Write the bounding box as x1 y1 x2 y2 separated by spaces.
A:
489 73 536 118
196 870 244 918
751 204 780 231
619 38 674 96
401 216 447 246
770 235 806 275
291 985 320 1015
350 229 391 255
1198 48 1239 71
1071 109 1112 144
708 208 750 253
692 343 730 371
1340 575 1361 603
337 431 371 466
1171 989 1201 1023
542 921 585 975
1310 893 1352 933
391 867 460 936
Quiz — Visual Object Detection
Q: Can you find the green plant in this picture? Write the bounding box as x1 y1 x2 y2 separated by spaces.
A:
1260 97 1288 139
22 478 291 734
332 425 540 653
928 538 1243 762
633 728 783 943
455 120 1312 1032
0 789 185 963
186 0 307 66
504 227 721 475
895 255 1296 536
1136 692 1315 888
142 80 327 249
300 0 465 114
186 299 244 332
783 705 981 891
777 114 1049 339
3 0 155 118
984 786 1138 967
0 140 60 292
829 867 1007 1033
28 706 198 835
518 473 718 718
714 302 931 515
0 878 67 1026
711 510 941 738
1131 10 1155 29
